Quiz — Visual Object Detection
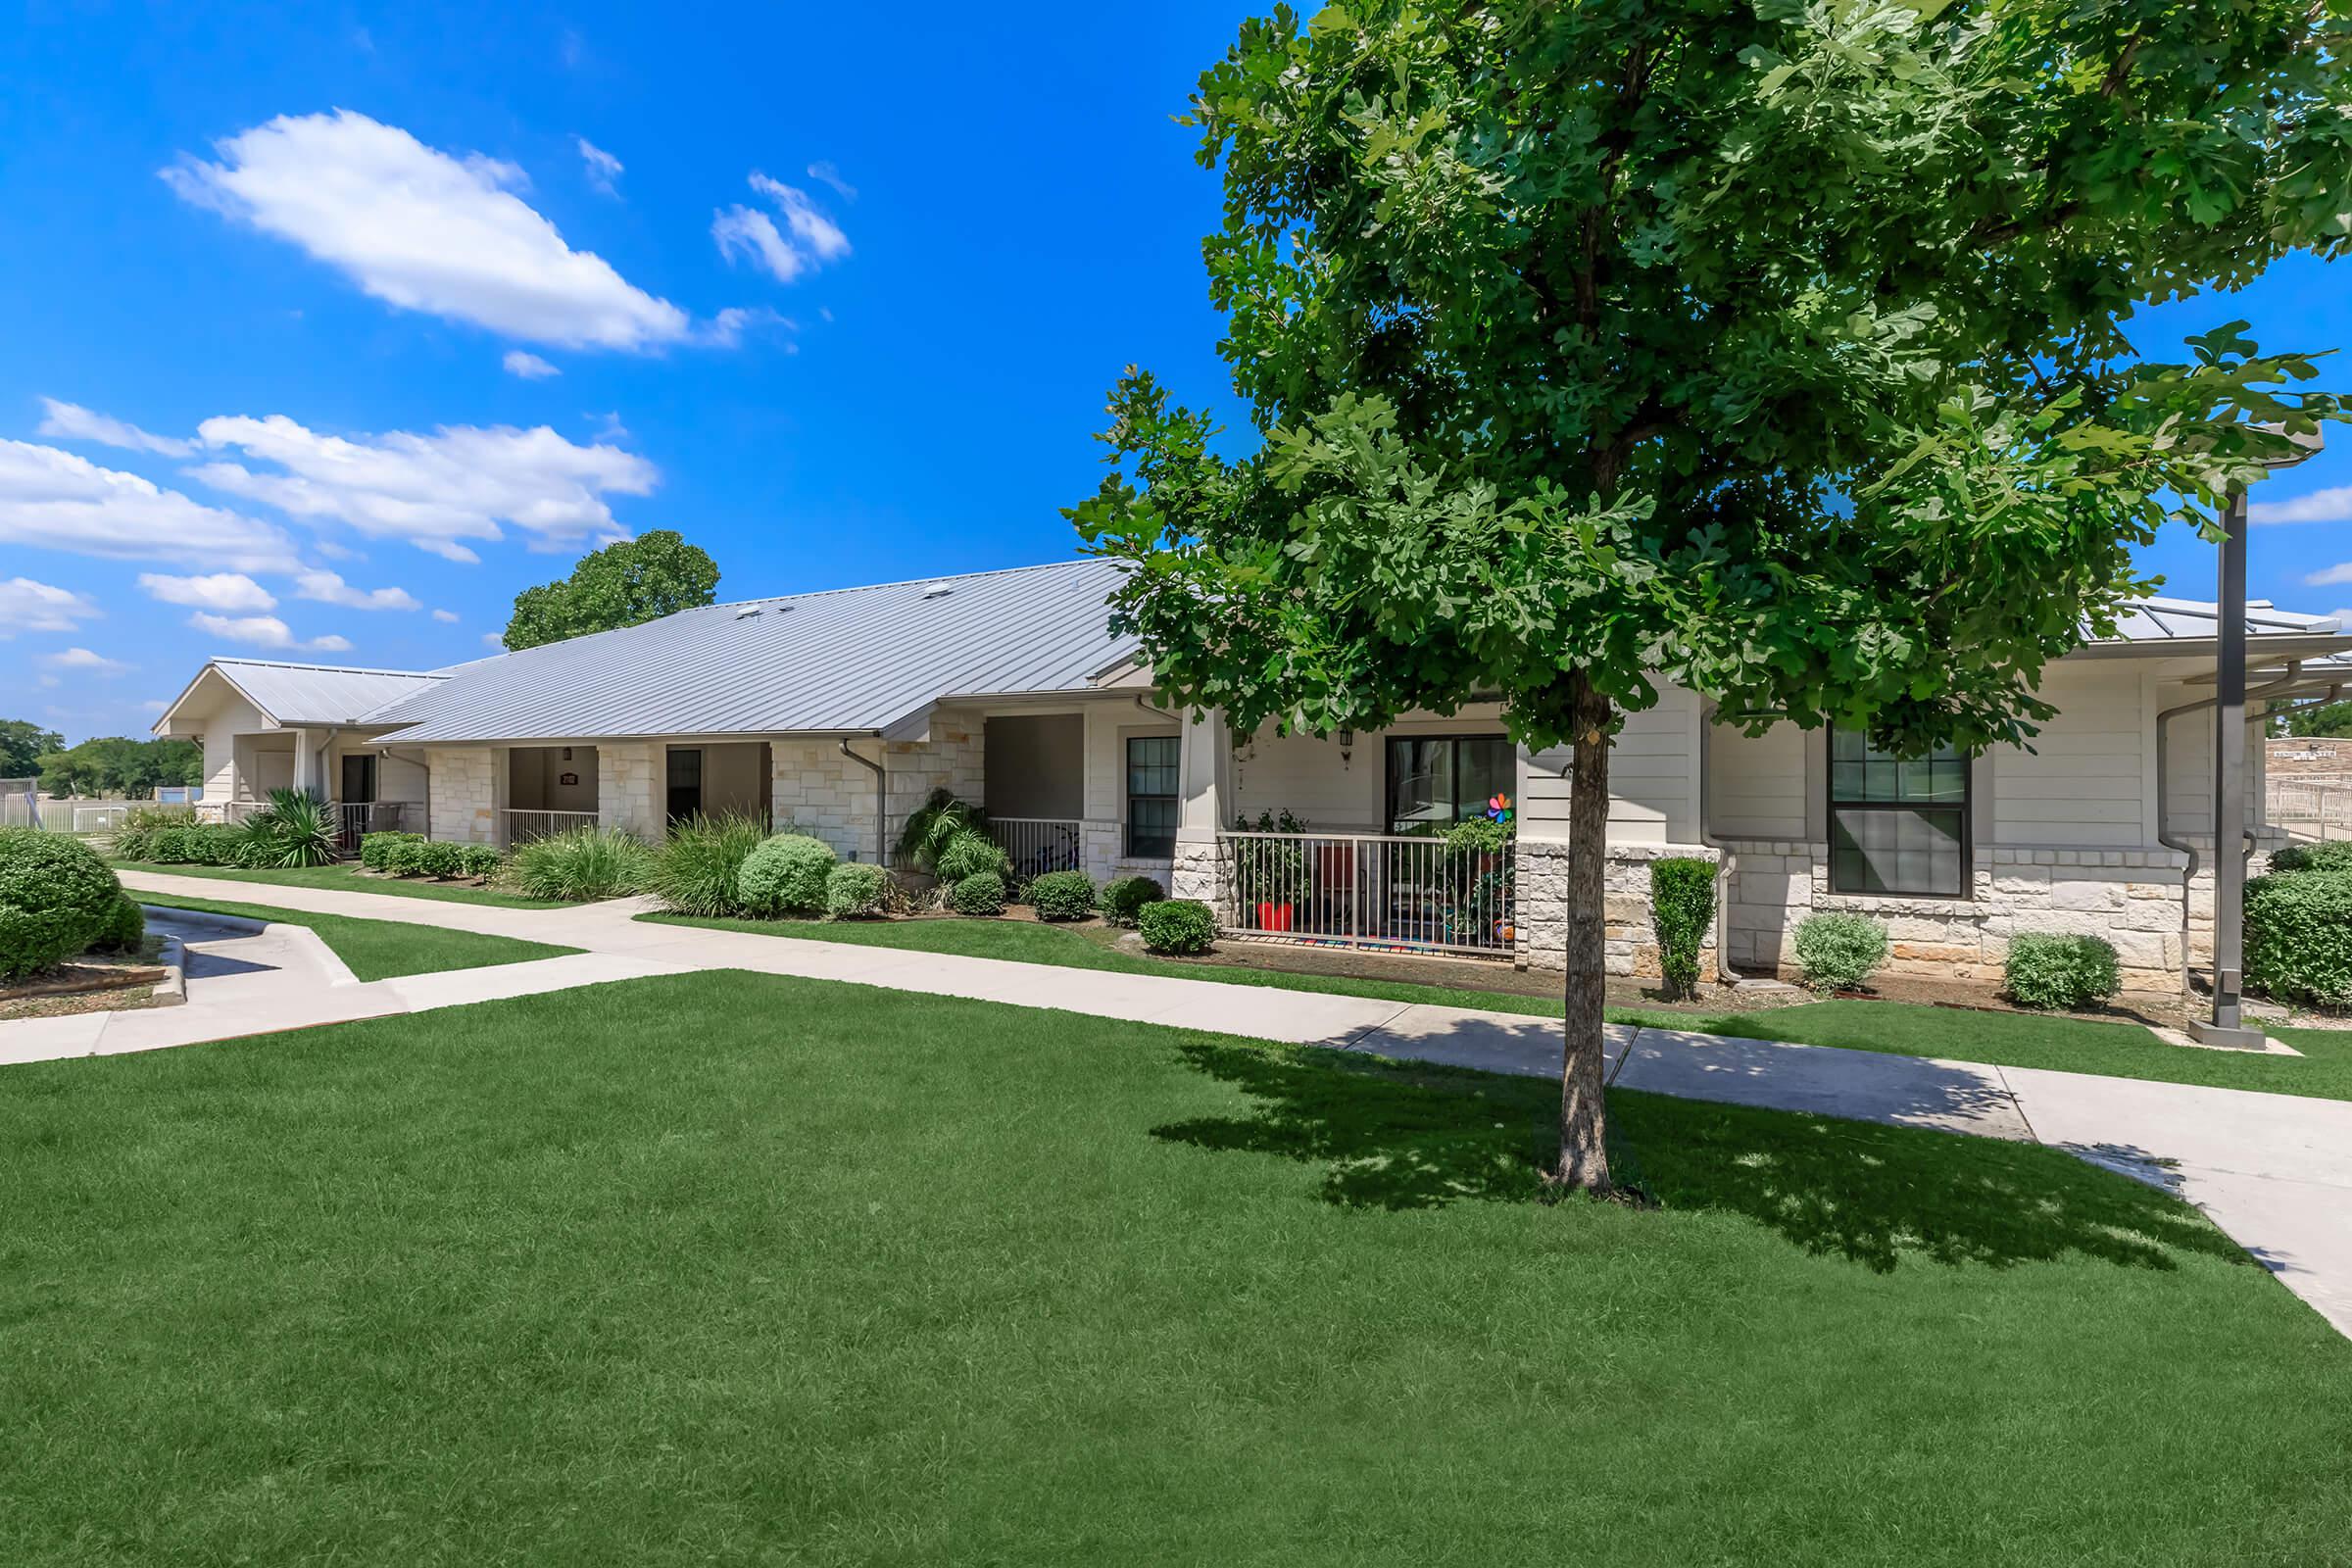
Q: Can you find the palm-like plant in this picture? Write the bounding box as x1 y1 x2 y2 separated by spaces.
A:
240 787 339 868
894 788 991 872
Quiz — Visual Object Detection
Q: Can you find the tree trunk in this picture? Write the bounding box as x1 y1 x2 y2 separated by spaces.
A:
1547 670 1614 1195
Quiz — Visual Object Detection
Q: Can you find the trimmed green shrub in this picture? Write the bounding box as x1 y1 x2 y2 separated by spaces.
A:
1792 911 1887 994
2266 840 2352 876
737 833 840 916
951 870 1006 916
507 827 653 902
413 841 466 879
1649 857 1716 1001
1139 898 1217 956
90 894 145 955
824 862 890 919
2002 932 2122 1010
0 828 122 981
2245 868 2352 1006
241 788 338 868
361 830 424 871
113 805 197 862
934 828 1012 884
384 837 427 876
456 845 502 879
1026 869 1097 922
144 823 201 863
194 824 257 866
652 811 771 917
1102 875 1164 927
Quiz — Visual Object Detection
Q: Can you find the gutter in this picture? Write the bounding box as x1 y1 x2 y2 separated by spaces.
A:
839 739 887 867
2156 661 2307 999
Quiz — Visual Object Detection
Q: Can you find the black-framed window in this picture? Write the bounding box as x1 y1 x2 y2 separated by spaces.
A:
1125 735 1178 858
1828 727 1969 898
1386 735 1513 836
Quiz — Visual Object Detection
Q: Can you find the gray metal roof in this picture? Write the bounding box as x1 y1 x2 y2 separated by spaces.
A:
2103 597 2341 640
365 558 1139 743
195 659 448 727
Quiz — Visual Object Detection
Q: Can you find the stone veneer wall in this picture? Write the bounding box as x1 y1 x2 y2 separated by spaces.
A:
1722 841 2197 992
425 748 498 845
597 742 661 839
1169 841 1224 906
767 712 985 864
1514 839 1722 976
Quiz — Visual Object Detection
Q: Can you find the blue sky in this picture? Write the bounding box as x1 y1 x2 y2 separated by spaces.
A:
3 2 2349 744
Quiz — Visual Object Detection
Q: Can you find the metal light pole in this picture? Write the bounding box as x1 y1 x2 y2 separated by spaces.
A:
2189 427 2323 1050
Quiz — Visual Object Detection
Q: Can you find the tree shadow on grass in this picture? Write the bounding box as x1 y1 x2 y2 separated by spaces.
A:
1155 1043 2250 1275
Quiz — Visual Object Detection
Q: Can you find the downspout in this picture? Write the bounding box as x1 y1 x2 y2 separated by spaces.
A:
840 739 886 867
2156 662 2305 1000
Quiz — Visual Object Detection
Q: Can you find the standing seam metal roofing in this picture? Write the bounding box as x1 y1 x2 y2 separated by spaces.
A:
362 559 1139 743
200 660 450 727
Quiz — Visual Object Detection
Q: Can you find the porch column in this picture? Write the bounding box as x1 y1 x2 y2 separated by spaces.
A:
1169 709 1232 904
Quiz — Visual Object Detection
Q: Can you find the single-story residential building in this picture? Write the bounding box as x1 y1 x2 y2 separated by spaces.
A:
152 560 2352 992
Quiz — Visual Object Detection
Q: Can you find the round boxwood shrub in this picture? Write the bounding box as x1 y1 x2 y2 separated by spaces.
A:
361 830 424 871
825 862 890 919
951 869 1006 916
1791 911 1887 994
1139 898 1216 956
90 893 146 955
455 845 503 879
2001 932 2122 1010
2266 840 2352 876
737 833 840 916
2245 868 2352 1006
933 829 1011 883
0 828 123 981
1101 874 1164 927
412 840 466 879
1027 869 1097 922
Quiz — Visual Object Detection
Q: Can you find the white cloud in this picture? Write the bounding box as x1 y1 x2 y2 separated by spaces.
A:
806 161 856 200
43 645 130 675
2305 562 2352 587
0 440 297 570
2251 486 2352 525
187 612 351 653
504 350 561 379
431 608 460 622
37 398 196 457
164 110 699 351
713 172 849 284
293 568 420 611
577 136 623 196
188 414 657 564
481 631 506 650
138 571 278 612
0 576 101 636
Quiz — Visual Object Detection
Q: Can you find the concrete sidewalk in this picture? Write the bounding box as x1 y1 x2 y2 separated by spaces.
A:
11 868 2344 1337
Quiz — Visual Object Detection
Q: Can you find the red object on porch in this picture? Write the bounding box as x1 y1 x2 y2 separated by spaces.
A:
1254 901 1295 931
1312 843 1355 886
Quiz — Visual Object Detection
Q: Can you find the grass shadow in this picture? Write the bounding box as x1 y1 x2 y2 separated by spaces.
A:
1156 1042 2250 1275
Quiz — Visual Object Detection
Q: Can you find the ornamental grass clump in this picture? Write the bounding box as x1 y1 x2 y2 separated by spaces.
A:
736 833 840 917
2001 932 2122 1010
507 826 653 902
1792 912 1887 994
1648 857 1716 1001
0 828 124 981
653 812 771 916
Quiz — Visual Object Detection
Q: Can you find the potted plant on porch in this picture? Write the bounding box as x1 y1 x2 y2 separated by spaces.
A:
1231 808 1309 931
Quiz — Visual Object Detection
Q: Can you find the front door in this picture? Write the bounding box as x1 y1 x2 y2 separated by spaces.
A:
666 748 703 824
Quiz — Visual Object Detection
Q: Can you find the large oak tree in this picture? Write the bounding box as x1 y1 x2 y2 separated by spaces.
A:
1072 0 2350 1190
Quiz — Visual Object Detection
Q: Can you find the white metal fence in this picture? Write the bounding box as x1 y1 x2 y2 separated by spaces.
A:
501 808 600 845
992 817 1084 884
2268 778 2352 842
1217 830 1517 956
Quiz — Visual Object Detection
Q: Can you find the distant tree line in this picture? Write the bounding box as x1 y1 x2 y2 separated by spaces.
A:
0 721 202 798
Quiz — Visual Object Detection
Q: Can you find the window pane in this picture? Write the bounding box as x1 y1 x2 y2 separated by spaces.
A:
1830 727 1967 807
1388 738 1452 833
1830 807 1963 897
1127 797 1175 859
1459 738 1513 816
1126 736 1177 796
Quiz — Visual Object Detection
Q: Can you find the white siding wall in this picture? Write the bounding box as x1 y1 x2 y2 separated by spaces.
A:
1519 686 1698 845
199 694 270 800
1231 705 1510 831
1986 665 2145 847
1707 717 1810 840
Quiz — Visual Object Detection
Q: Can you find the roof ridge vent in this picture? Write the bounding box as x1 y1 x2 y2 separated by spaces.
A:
735 606 763 619
921 582 955 600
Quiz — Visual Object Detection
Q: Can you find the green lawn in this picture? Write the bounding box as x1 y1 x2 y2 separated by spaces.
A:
646 911 2352 1102
143 893 577 982
5 972 2345 1565
113 858 568 908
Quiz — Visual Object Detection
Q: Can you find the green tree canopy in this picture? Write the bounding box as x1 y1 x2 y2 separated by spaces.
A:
503 530 722 652
35 737 201 799
1070 0 2351 1189
2278 700 2352 740
0 719 65 779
